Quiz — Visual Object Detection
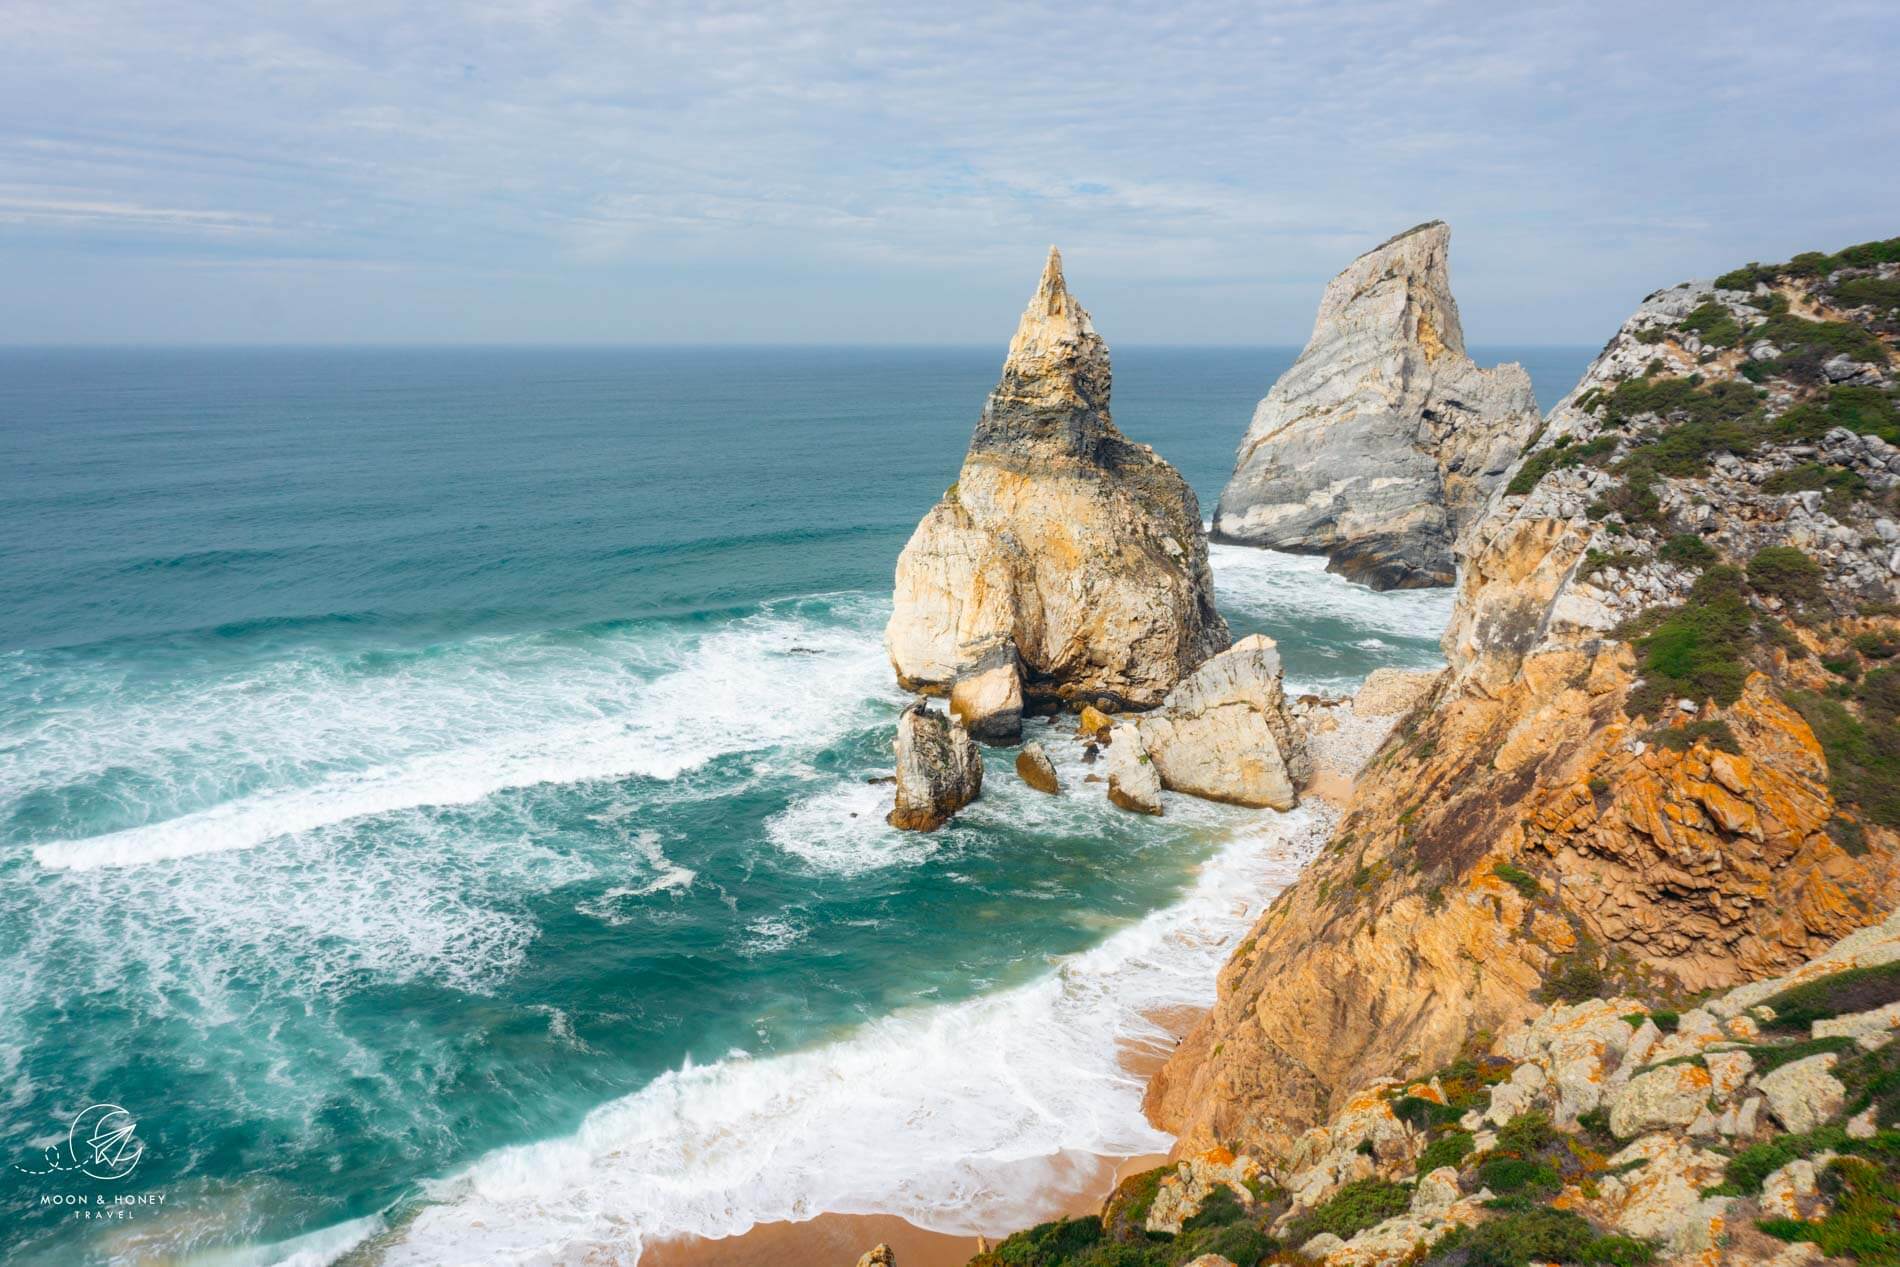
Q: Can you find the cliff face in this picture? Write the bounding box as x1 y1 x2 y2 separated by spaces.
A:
887 249 1229 734
1214 222 1542 590
1152 236 1900 1159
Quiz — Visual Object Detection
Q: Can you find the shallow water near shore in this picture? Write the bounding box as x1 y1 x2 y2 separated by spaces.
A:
0 346 1589 1264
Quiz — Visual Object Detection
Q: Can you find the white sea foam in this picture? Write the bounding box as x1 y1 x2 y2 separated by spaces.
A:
366 805 1332 1266
29 600 899 872
1209 542 1455 644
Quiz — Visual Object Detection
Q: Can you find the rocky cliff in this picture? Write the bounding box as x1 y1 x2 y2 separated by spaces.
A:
1214 222 1542 590
887 249 1230 739
975 907 1900 1267
1150 234 1900 1166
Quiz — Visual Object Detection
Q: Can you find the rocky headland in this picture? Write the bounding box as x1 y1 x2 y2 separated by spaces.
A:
887 248 1230 740
1214 222 1542 590
938 233 1900 1267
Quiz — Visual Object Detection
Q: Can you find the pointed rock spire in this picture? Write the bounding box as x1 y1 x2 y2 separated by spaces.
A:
981 246 1112 444
1214 220 1540 589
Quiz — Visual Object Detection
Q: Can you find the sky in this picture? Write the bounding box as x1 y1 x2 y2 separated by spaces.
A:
2 1 1896 346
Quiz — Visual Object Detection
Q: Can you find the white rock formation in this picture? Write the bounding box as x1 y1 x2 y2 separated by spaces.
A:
1137 634 1312 809
1105 722 1163 815
1215 222 1541 589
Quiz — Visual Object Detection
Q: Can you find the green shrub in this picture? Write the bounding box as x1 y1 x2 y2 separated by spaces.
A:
1709 1125 1851 1196
1170 1219 1278 1266
1761 961 1900 1032
1492 862 1542 900
1751 313 1892 369
1748 546 1827 609
1658 534 1718 567
1481 1156 1563 1195
1762 1156 1900 1265
1282 1178 1413 1243
993 1215 1105 1265
1393 1095 1464 1131
1418 1129 1476 1174
1831 274 1900 320
1855 632 1900 660
1679 300 1743 348
1583 548 1648 578
1788 673 1900 826
1428 1206 1639 1267
1541 951 1608 1003
1632 565 1756 711
1772 386 1900 446
1761 462 1871 509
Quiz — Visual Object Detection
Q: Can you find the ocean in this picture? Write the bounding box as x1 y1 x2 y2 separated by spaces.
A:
0 345 1590 1265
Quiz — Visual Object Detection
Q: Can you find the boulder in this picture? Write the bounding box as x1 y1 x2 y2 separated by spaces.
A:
1144 1149 1266 1235
855 1246 896 1267
1015 742 1060 795
1214 222 1540 589
1351 667 1443 718
1105 723 1163 815
948 643 1024 743
887 700 983 831
1137 635 1313 809
1590 1134 1730 1257
1077 704 1115 741
1608 1062 1713 1138
888 248 1229 710
1758 1053 1846 1133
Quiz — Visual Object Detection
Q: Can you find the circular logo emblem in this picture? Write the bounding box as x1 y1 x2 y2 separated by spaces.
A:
70 1104 143 1181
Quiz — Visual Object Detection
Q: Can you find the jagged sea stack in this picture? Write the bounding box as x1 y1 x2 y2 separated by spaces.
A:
886 248 1230 739
1213 221 1541 589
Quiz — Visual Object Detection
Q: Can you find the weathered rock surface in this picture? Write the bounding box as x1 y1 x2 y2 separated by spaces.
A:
1350 667 1443 719
1104 723 1162 815
1214 222 1541 589
1148 243 1900 1159
887 700 982 831
948 644 1023 744
887 248 1229 722
1757 1053 1845 1133
855 1245 896 1267
1137 634 1313 809
1014 741 1060 794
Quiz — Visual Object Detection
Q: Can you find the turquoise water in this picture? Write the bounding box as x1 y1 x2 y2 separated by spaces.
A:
0 347 1588 1264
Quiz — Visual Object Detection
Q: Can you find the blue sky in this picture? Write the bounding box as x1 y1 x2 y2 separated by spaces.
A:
2 1 1896 345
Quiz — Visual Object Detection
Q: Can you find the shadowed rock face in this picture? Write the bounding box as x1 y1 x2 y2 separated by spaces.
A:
1214 221 1541 590
886 249 1229 733
887 700 982 831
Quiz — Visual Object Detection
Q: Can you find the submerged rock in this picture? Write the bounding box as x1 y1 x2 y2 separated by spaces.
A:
1214 221 1540 589
1104 723 1163 815
887 700 982 831
1015 741 1060 794
1137 634 1311 809
887 248 1229 716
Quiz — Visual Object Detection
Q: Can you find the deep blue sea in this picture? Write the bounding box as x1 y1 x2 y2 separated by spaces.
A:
0 345 1589 1265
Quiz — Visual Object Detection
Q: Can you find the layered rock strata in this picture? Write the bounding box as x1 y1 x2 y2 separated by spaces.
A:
1214 222 1541 590
887 248 1229 740
887 700 983 831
